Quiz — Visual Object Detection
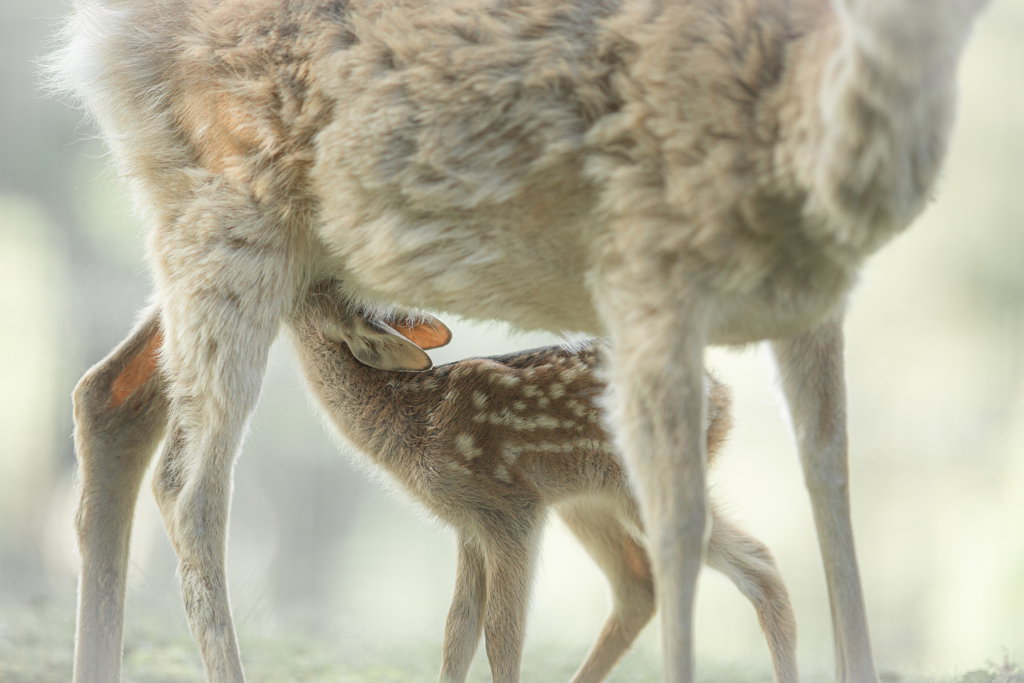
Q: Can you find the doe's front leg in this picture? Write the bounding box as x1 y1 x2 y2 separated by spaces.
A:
770 316 877 683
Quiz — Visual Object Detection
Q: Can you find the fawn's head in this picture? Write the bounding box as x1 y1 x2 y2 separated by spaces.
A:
294 280 452 371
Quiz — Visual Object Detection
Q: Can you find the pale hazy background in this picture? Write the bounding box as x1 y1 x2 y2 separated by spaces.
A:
1 0 1023 680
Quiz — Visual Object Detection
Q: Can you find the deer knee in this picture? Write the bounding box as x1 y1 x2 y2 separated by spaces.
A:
151 426 187 521
72 317 167 470
71 367 108 435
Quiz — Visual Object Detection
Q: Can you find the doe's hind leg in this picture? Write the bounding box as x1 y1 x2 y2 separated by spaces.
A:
149 185 304 683
72 309 168 683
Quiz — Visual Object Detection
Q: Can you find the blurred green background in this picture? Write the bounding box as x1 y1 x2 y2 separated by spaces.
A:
1 1 1023 681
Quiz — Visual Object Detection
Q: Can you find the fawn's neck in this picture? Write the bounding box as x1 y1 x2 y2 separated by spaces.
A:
295 328 444 474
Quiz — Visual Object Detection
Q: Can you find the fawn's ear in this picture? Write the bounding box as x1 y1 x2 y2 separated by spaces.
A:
346 317 433 371
389 314 452 350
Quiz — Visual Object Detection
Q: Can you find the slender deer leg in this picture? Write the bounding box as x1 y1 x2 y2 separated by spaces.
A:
152 326 284 683
557 503 655 683
705 506 799 683
595 270 709 683
149 190 302 683
72 308 168 683
481 526 539 683
612 348 706 683
439 536 488 683
770 316 876 683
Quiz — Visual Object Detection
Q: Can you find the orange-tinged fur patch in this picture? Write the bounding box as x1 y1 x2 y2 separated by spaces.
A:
623 539 652 582
110 330 162 406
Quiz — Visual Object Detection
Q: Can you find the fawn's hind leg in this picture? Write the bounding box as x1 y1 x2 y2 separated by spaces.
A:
439 536 488 683
149 184 305 683
72 309 168 683
557 502 656 683
705 506 799 683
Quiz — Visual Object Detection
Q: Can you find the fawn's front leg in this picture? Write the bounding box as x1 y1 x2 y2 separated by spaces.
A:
73 309 168 683
439 537 488 683
771 316 875 683
480 520 540 683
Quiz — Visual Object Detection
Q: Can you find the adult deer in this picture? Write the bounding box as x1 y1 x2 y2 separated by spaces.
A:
52 0 989 681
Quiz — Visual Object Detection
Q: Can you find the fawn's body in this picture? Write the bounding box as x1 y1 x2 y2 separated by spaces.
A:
54 0 990 680
290 285 796 683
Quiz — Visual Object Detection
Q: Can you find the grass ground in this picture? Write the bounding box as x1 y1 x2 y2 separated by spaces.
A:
2 597 1021 683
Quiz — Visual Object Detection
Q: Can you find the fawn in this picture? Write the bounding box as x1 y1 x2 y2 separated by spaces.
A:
71 282 796 683
291 282 797 683
51 0 991 680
